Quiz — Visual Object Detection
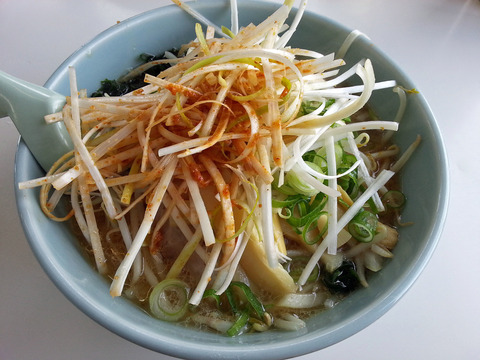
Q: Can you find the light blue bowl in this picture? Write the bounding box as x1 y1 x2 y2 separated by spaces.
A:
14 1 449 359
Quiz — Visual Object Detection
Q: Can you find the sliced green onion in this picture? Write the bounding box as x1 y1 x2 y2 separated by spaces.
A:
280 76 292 103
232 57 263 70
228 87 265 102
202 288 221 308
217 70 227 87
348 209 378 242
382 190 406 209
272 177 298 195
302 150 327 170
337 167 359 198
226 309 249 336
342 153 357 167
317 143 344 167
225 286 239 314
184 55 223 75
277 207 292 219
299 101 318 116
284 161 324 197
338 198 350 209
281 76 292 92
227 104 268 131
222 281 267 336
271 194 305 208
221 25 235 39
230 282 265 318
195 23 210 55
302 211 327 245
175 93 193 127
149 279 189 322
218 180 259 243
284 193 327 229
334 143 344 165
366 196 379 214
285 171 317 197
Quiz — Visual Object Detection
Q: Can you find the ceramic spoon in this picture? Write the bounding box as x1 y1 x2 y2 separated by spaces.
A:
0 70 72 172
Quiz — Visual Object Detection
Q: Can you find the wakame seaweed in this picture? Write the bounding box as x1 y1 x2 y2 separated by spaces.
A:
323 260 361 294
91 50 178 97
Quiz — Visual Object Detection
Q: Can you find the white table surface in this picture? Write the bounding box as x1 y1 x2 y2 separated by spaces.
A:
1 0 479 359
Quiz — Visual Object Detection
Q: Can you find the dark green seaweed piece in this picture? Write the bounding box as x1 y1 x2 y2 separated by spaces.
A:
323 260 360 294
91 49 178 97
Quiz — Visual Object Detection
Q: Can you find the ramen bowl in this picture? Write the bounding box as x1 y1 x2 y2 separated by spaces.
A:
14 1 448 359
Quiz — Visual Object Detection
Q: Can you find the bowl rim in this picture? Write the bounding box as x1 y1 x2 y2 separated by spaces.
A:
14 1 449 359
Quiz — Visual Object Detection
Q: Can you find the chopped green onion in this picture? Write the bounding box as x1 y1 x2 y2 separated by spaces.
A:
299 99 335 117
222 281 267 336
338 197 350 209
280 76 292 103
281 76 292 92
289 193 326 228
195 23 210 55
175 93 193 127
184 55 223 75
272 177 298 195
299 100 321 116
382 190 406 209
302 150 326 169
272 194 305 208
227 104 268 131
202 288 221 308
337 167 359 198
273 192 327 243
366 196 379 214
285 171 317 197
230 282 265 318
302 211 327 245
342 153 357 166
225 286 239 314
221 25 235 39
149 279 189 322
232 57 263 70
226 309 249 336
348 209 378 242
277 207 292 219
284 161 324 197
219 180 259 243
317 143 344 168
228 87 265 102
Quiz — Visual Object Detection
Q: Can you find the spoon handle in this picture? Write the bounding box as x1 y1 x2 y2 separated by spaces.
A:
0 70 59 118
0 70 71 171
